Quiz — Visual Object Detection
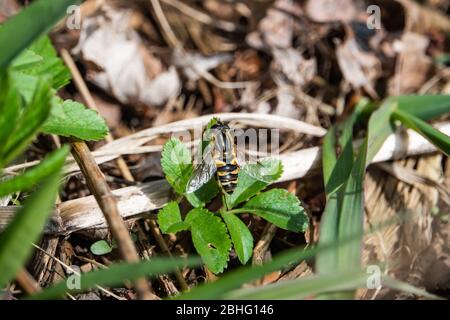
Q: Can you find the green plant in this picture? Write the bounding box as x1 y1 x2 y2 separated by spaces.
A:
157 120 309 274
316 95 450 298
0 0 107 291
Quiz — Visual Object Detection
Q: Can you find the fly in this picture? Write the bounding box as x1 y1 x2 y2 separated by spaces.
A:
186 120 241 195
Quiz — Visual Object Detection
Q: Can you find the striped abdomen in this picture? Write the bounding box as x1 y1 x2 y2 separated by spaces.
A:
215 160 239 194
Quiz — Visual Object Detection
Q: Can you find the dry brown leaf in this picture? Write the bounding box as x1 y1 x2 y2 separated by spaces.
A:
246 0 302 49
272 48 317 88
336 37 380 98
73 5 181 107
389 32 432 95
305 0 357 23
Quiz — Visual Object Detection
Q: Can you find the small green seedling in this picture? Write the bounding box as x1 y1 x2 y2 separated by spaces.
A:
90 233 138 256
157 119 309 273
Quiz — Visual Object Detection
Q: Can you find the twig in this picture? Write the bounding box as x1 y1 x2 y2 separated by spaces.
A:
15 268 41 295
69 140 157 300
149 0 181 49
146 219 190 292
60 49 134 182
161 0 238 32
252 223 278 266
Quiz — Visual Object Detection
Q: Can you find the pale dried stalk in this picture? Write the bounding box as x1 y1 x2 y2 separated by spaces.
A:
1 123 450 234
3 113 327 174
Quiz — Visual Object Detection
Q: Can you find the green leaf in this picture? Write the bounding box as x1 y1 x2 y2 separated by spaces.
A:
178 215 400 300
161 139 193 195
226 158 283 208
394 95 450 121
221 213 253 265
42 99 108 141
29 256 201 300
0 146 68 288
1 78 53 167
90 240 113 256
322 97 371 195
25 36 71 90
186 178 219 208
393 109 450 156
240 189 308 232
365 99 396 165
11 49 43 71
157 201 190 234
0 147 69 197
178 244 320 300
10 71 39 104
0 71 21 161
0 0 81 68
223 270 442 300
186 208 231 274
225 270 370 299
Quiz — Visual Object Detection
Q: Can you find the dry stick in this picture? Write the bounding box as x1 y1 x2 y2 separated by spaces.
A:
252 223 278 266
61 48 187 294
69 140 157 300
147 219 190 291
15 268 41 295
60 49 134 182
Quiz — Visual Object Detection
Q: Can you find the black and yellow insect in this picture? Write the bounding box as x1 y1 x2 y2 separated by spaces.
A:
186 120 240 195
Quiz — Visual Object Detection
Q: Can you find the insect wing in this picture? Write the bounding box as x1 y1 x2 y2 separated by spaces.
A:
186 143 217 193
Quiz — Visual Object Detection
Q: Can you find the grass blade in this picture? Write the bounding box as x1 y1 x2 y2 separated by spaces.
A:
0 147 69 197
224 271 369 300
30 257 201 300
0 145 68 288
394 95 450 121
393 109 450 156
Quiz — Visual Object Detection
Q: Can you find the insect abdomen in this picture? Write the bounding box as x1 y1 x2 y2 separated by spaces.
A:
216 162 239 194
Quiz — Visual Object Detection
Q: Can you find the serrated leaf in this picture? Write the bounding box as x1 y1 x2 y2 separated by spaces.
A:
10 71 38 104
24 37 71 90
226 158 283 208
0 146 68 288
157 201 190 234
161 139 193 194
242 189 308 232
221 213 253 264
186 208 231 274
42 99 108 141
90 240 113 256
0 147 69 197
